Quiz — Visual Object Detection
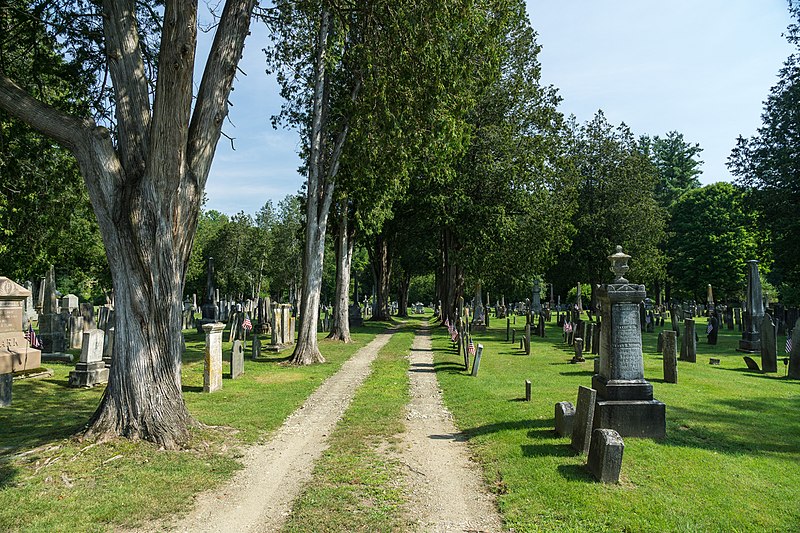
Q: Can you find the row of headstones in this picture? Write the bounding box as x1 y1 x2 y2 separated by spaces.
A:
555 387 624 484
40 301 115 356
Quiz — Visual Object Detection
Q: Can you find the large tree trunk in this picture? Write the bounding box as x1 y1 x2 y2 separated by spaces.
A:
327 202 353 342
369 233 392 321
397 270 411 318
438 227 464 323
0 0 256 448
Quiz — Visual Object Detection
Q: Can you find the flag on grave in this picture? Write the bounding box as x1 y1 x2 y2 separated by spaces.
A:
25 325 42 349
787 333 793 354
242 317 252 331
468 337 476 355
707 322 713 334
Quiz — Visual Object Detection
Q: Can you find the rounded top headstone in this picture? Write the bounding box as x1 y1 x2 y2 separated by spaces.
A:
608 245 631 283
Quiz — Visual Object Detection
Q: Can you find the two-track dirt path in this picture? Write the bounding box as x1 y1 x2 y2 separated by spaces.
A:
141 326 502 532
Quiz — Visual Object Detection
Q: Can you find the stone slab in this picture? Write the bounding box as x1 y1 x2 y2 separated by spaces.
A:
555 401 575 438
593 399 666 439
68 362 109 388
570 386 596 455
743 356 760 371
231 340 244 379
587 428 624 484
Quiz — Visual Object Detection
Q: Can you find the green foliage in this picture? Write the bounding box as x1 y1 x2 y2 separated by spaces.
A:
548 111 666 296
729 3 800 304
667 183 763 302
0 0 108 292
643 131 704 210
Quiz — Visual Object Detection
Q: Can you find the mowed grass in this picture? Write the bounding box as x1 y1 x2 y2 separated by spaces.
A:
283 319 422 532
0 321 388 532
432 314 800 532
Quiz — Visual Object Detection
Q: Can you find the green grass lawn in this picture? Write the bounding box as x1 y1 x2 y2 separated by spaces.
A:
0 321 388 532
432 314 800 532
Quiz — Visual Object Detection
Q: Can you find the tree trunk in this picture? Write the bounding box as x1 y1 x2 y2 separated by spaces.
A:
369 233 392 321
327 202 353 342
438 227 464 324
0 0 256 448
397 270 411 318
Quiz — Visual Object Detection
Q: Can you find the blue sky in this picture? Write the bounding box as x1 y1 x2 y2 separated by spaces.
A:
200 1 795 216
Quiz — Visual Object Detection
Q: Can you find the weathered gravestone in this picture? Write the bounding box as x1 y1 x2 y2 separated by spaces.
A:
662 330 678 384
571 386 596 455
571 338 585 363
525 379 531 401
68 329 109 387
470 344 483 377
680 319 697 363
102 326 115 367
555 401 575 437
760 314 778 373
0 277 42 374
592 246 665 439
68 314 84 350
251 334 261 360
230 340 244 379
38 267 65 354
743 356 760 371
591 321 601 355
657 331 664 353
787 318 800 379
707 315 719 345
738 260 765 353
0 373 10 407
203 322 224 392
587 428 624 484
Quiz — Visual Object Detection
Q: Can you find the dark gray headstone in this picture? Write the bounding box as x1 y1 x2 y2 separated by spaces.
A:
789 318 800 379
587 428 624 484
657 331 664 353
555 401 575 437
525 380 531 402
680 319 697 363
663 330 678 384
251 334 261 360
231 340 244 379
743 356 760 371
0 373 11 407
760 314 777 373
707 316 719 345
570 386 596 455
591 321 601 355
470 344 483 377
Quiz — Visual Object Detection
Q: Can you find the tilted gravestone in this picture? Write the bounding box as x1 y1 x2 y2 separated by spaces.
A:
680 319 697 363
570 386 596 455
470 344 484 377
760 314 777 373
230 340 244 379
662 330 678 384
743 356 760 371
555 401 575 438
787 319 800 379
587 428 624 484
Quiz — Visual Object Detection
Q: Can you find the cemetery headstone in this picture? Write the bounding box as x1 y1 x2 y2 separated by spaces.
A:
470 344 483 377
587 428 624 484
570 386 596 455
203 322 224 392
38 267 66 354
743 356 760 371
0 277 42 374
656 331 664 354
709 358 720 365
788 318 800 379
68 314 84 350
252 334 261 360
571 338 585 363
68 329 109 387
555 401 575 437
738 260 764 353
102 326 115 367
662 330 678 384
0 373 10 407
707 315 719 345
230 340 244 379
592 246 665 439
591 321 601 355
525 380 531 402
680 319 697 363
760 314 778 373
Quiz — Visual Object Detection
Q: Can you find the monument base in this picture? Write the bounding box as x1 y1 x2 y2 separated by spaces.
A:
471 324 487 332
263 343 294 353
68 361 109 388
737 338 761 353
592 375 653 401
41 352 74 364
593 399 666 439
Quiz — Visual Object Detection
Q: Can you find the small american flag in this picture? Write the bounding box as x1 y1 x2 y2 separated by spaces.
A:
707 322 713 334
25 325 42 349
451 329 459 343
242 317 252 331
787 333 793 354
563 322 573 333
468 337 476 355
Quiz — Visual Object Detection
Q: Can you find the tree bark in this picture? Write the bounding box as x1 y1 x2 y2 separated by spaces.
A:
327 202 353 342
0 0 256 449
369 233 392 321
397 270 411 318
437 227 464 324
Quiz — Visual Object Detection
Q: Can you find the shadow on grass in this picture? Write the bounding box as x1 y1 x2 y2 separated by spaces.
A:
663 398 800 456
182 385 204 393
459 418 550 440
559 369 594 377
0 464 18 489
556 463 594 483
0 379 97 456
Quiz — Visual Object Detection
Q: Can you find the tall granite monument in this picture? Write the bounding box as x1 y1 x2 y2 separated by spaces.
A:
738 260 764 353
592 246 665 438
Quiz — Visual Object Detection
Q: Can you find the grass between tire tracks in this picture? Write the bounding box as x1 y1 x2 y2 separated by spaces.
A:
283 319 423 532
432 315 800 532
0 321 388 532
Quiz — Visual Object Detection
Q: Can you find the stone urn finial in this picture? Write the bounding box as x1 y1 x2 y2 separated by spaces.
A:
608 245 630 283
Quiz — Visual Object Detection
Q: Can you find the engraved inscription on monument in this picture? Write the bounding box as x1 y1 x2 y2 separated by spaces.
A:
610 303 643 380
